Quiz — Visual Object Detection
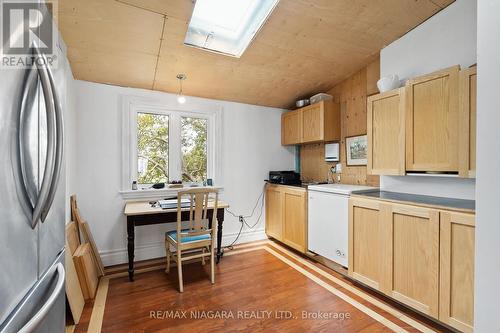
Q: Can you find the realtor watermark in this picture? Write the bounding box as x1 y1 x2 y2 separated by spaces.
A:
0 0 58 68
150 310 351 321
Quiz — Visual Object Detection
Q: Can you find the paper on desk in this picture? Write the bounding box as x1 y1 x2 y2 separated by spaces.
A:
158 198 191 209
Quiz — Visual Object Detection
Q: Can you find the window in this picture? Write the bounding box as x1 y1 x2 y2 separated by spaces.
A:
122 99 221 192
184 0 279 57
137 113 169 184
181 117 207 182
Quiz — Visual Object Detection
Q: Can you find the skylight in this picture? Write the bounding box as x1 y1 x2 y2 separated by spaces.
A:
184 0 279 58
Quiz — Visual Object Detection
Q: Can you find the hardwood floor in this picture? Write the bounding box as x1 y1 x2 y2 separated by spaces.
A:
74 241 454 333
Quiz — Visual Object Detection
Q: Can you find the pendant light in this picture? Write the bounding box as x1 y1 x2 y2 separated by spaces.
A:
176 73 187 104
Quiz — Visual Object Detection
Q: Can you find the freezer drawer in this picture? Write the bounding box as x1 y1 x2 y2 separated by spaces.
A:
0 251 65 333
308 190 349 267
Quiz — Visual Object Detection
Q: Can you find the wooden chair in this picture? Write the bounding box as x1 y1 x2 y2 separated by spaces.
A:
164 188 218 292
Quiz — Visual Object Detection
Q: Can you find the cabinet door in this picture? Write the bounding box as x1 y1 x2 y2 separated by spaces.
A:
282 188 307 252
381 204 440 318
281 110 302 145
302 103 323 143
406 66 459 172
323 100 341 142
439 212 475 333
367 88 405 175
265 185 283 239
459 67 477 178
348 198 384 291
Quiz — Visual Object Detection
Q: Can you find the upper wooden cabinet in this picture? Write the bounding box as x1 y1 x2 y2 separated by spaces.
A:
367 88 405 175
265 184 307 253
281 109 302 145
301 101 340 143
459 66 477 178
439 211 475 333
281 100 340 145
405 66 460 172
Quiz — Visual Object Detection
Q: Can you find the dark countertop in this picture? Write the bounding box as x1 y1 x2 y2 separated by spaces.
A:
265 180 327 189
351 190 475 213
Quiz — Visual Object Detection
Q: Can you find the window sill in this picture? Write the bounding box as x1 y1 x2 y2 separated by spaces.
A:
119 185 224 201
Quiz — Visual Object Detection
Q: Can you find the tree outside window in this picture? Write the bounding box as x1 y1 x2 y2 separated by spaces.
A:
137 113 169 184
181 117 207 182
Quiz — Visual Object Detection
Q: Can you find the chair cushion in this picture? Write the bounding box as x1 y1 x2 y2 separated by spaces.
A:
166 229 211 243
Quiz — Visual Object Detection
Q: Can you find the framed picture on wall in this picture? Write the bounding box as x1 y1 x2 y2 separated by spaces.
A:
346 134 368 166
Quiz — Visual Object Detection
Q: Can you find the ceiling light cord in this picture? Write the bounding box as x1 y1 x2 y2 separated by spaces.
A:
176 74 187 104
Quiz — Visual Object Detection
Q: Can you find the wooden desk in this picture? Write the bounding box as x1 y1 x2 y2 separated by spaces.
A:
124 200 229 281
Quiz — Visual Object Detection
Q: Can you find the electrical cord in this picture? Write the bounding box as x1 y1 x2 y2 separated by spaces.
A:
223 184 266 252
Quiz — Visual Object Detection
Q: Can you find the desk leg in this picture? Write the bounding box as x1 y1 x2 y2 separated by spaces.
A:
127 218 135 281
216 209 224 263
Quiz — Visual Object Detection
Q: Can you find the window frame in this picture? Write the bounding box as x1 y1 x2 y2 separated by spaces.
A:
121 96 222 195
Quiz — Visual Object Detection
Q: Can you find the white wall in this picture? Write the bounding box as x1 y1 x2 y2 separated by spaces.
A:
379 0 476 200
381 0 477 83
73 81 295 265
475 1 500 330
380 175 475 200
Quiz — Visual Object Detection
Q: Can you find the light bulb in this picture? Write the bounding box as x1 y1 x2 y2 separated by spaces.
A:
177 95 186 104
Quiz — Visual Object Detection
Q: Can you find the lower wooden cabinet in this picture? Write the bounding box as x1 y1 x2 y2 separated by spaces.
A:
265 185 283 240
439 211 475 333
282 189 307 252
265 184 307 252
348 198 475 330
381 204 440 318
348 198 384 291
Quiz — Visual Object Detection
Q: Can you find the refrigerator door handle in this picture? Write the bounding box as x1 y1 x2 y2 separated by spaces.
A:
30 48 58 226
17 66 39 228
17 263 65 333
39 52 63 223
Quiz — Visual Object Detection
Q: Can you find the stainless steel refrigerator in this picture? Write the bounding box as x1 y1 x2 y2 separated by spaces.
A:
0 2 66 332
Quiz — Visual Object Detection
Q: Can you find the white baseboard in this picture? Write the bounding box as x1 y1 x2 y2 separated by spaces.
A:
100 228 267 267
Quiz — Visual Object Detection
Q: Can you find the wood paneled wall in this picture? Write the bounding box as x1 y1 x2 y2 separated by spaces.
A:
300 58 380 186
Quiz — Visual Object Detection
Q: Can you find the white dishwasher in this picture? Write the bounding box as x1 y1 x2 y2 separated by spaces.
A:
307 184 375 267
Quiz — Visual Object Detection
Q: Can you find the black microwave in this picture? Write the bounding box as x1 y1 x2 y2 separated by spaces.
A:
268 171 301 185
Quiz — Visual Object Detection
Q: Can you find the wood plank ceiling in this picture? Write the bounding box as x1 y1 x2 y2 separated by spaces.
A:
58 0 454 109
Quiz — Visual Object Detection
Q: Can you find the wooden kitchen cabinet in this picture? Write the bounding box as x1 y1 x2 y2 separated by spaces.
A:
459 66 477 178
381 203 440 318
281 100 340 145
439 211 475 333
348 198 384 291
282 187 307 252
405 66 460 172
265 184 283 240
281 109 302 145
265 184 307 252
301 100 340 143
367 88 405 175
349 196 476 328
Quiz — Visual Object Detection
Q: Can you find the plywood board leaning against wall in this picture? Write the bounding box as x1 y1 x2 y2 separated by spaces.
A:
300 58 380 186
